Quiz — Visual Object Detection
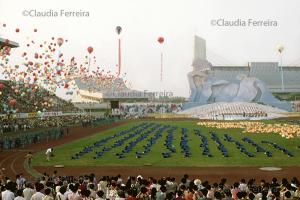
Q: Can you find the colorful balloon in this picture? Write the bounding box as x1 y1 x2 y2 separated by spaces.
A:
87 46 93 54
158 37 164 44
57 37 64 47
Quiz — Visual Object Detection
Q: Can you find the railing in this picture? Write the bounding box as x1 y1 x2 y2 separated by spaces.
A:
0 127 64 150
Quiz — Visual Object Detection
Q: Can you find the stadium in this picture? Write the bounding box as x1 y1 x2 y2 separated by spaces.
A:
1 17 300 200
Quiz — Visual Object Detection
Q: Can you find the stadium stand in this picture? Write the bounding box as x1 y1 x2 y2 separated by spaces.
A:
0 80 78 114
1 172 300 200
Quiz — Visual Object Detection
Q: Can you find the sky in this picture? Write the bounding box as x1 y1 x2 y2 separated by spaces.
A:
1 0 300 97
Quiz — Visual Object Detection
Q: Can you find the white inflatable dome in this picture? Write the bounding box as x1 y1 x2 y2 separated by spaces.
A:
179 102 287 120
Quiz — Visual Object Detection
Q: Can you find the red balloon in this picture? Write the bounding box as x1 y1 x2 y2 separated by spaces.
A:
87 46 93 54
57 37 64 47
15 28 20 33
157 37 164 44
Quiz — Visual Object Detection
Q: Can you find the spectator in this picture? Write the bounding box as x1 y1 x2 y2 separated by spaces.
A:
67 184 81 200
25 153 33 167
127 188 138 200
174 190 183 200
239 179 248 192
23 183 35 200
14 189 25 200
116 191 126 200
284 191 292 200
95 191 105 200
30 183 44 200
156 185 167 200
136 186 149 200
41 188 53 200
80 189 91 200
2 182 16 200
223 189 233 200
231 183 240 200
56 186 66 200
88 184 97 199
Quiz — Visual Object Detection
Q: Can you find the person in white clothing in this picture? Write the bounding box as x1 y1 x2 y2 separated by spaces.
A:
30 183 44 200
14 189 25 200
2 182 16 200
45 148 53 161
23 183 35 200
56 186 67 200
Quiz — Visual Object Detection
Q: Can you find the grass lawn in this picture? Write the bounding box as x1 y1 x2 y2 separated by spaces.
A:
32 120 300 167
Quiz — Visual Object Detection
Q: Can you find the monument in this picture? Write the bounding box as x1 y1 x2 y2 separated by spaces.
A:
183 36 291 111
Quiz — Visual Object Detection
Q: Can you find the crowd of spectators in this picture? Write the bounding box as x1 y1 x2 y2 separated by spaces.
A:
1 172 300 200
0 115 100 135
119 103 182 116
0 80 78 114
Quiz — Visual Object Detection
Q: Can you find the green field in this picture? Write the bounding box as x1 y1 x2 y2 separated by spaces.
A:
32 120 300 167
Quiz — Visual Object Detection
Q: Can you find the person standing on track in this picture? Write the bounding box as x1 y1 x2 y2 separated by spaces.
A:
25 152 33 167
45 148 53 161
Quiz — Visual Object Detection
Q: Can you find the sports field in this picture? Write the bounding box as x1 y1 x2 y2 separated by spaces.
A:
32 120 300 167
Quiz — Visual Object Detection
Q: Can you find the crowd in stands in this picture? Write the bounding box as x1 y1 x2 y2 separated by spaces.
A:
1 172 300 200
0 80 78 114
0 115 99 135
119 103 182 116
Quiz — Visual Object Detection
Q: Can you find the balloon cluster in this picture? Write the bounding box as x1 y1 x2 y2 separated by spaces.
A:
0 23 131 113
0 24 132 100
0 80 67 113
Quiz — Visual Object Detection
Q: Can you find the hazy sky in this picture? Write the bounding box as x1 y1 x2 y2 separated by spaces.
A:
1 0 300 97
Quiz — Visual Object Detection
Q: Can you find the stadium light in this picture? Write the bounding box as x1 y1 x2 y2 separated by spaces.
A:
276 44 284 91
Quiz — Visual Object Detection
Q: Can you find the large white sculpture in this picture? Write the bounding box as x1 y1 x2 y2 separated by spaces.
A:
184 36 291 111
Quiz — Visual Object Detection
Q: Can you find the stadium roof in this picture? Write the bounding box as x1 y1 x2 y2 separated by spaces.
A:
0 37 19 48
